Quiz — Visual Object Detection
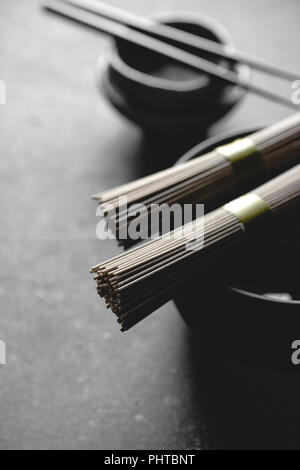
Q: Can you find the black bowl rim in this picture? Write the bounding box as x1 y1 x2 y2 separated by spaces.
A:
177 129 300 307
99 11 251 94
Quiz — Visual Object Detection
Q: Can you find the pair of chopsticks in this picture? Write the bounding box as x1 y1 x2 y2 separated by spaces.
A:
43 0 299 110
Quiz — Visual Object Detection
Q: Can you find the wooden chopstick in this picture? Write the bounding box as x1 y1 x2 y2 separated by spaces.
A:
43 0 299 110
58 0 299 82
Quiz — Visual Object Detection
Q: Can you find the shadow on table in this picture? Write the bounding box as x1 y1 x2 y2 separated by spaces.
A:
131 128 208 178
186 330 300 450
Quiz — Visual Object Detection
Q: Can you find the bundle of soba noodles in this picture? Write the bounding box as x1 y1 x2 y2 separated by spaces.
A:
93 114 300 248
91 164 300 331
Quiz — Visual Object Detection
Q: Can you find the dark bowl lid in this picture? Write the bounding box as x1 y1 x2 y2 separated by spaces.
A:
96 12 250 130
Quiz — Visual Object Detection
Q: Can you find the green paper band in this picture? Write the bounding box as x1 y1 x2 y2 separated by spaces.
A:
216 138 262 174
223 193 271 231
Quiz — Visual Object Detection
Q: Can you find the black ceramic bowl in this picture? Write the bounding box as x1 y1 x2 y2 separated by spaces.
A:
97 12 250 131
174 131 300 386
174 130 300 417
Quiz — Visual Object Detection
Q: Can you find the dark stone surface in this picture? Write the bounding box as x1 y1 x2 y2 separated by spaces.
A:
0 0 299 450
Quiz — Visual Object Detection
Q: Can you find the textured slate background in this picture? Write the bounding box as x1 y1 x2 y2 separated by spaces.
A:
0 0 299 450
